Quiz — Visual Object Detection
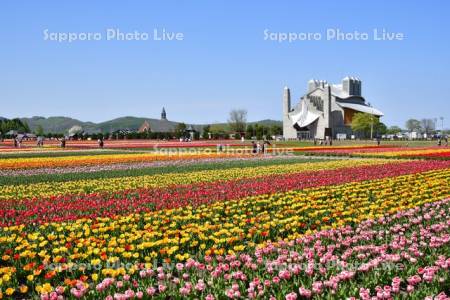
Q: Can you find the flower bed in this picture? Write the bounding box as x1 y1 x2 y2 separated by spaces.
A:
0 171 448 298
0 159 390 200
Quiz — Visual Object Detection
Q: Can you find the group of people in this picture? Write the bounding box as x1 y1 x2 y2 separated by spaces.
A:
313 137 333 146
57 137 66 148
55 137 104 149
251 140 271 154
36 136 44 147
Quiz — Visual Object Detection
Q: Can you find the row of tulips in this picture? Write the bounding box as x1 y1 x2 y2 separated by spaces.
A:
357 147 450 159
0 159 390 200
295 146 450 160
0 152 251 170
0 155 305 178
1 160 449 225
0 177 448 299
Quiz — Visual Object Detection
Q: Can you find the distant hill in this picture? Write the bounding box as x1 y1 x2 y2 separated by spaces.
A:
15 116 281 134
249 119 282 126
20 116 97 134
96 117 180 133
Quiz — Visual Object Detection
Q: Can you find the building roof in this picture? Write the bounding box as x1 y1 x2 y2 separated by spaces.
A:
337 102 384 116
290 101 321 128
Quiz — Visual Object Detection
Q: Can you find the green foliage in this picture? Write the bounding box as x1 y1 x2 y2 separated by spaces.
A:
209 124 229 139
35 125 45 136
245 124 254 139
174 123 187 138
193 131 200 140
0 118 30 135
386 126 402 134
202 125 211 139
351 113 385 138
245 123 281 140
269 124 283 136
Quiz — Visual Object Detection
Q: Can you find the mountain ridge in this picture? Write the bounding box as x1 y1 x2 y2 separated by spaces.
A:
16 116 282 133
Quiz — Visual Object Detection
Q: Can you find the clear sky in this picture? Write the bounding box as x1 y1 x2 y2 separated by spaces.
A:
1 1 449 128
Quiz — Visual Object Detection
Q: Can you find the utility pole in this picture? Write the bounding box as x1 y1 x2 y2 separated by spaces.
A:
370 115 374 140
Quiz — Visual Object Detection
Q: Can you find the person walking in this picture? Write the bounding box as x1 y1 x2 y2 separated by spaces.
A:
98 138 104 149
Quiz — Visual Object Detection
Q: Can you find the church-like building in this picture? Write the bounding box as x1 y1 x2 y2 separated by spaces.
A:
137 107 174 133
283 77 383 140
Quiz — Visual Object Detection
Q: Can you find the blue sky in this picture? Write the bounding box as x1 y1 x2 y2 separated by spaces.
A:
1 1 449 128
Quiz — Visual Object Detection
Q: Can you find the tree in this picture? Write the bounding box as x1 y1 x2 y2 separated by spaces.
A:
210 124 228 139
202 125 211 139
35 125 44 136
405 119 421 132
377 122 387 135
254 124 264 140
228 109 247 134
420 118 435 135
245 124 254 140
269 124 283 136
386 126 402 134
0 118 30 135
174 123 187 138
351 113 383 138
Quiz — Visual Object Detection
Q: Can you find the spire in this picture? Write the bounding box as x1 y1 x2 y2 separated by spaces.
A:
161 107 167 120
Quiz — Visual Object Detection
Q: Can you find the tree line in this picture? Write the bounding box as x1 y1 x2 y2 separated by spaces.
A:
0 118 30 136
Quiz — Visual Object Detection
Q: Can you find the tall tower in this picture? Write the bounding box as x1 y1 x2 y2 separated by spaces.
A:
342 76 362 96
282 86 297 139
283 86 291 115
161 107 167 120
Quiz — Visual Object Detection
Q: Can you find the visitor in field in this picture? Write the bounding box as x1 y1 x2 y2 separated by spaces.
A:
37 136 44 147
251 141 257 154
98 138 104 149
262 140 270 154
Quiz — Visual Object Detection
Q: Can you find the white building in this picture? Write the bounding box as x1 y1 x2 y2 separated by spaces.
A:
283 77 383 140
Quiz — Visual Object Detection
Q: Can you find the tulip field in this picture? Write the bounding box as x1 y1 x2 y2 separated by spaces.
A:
292 145 450 160
0 145 449 299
